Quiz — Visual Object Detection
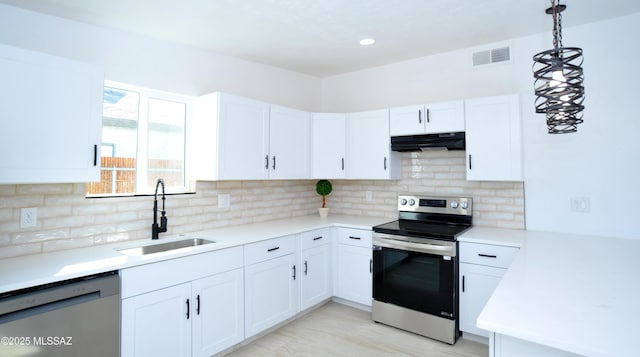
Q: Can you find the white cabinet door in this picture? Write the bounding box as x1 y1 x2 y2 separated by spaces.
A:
347 109 400 179
244 254 298 338
121 283 192 357
335 244 372 306
311 113 346 179
0 44 103 184
300 243 332 310
269 105 310 179
192 92 269 180
459 263 505 338
465 94 522 181
389 105 425 136
192 268 244 357
424 100 465 134
390 100 464 136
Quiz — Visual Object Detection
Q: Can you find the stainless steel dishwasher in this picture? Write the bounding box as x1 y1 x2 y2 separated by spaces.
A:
0 271 120 357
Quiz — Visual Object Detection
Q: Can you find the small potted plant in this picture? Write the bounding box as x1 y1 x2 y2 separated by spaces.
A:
315 179 332 218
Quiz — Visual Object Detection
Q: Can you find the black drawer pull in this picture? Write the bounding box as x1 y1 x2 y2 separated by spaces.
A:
267 247 280 252
186 299 190 319
349 236 361 240
478 253 497 258
313 236 323 241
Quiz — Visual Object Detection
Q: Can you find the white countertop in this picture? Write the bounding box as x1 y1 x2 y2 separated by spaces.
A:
0 215 387 294
458 226 526 247
477 230 640 357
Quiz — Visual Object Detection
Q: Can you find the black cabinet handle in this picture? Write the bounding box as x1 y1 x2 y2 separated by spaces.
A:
272 156 276 170
186 299 190 319
265 155 269 169
341 158 345 170
383 157 387 170
304 261 308 275
267 247 280 252
478 253 497 258
313 236 323 241
369 259 373 273
93 144 98 166
349 236 361 240
418 109 422 124
426 108 431 123
292 265 296 280
468 154 472 170
196 294 201 315
462 275 465 292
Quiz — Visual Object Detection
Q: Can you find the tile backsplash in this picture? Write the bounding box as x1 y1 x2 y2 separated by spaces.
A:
0 151 524 259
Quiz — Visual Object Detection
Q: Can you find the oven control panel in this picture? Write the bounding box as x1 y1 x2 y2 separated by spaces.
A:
398 195 472 215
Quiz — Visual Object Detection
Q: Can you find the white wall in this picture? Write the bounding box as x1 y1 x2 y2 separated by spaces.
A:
321 14 640 239
0 4 322 111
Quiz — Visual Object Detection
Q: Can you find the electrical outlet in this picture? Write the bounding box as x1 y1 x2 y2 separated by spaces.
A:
570 197 590 213
218 194 230 208
365 191 373 201
20 207 37 228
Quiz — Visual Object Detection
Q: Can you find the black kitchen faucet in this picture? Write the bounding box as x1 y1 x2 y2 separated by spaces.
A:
152 178 168 239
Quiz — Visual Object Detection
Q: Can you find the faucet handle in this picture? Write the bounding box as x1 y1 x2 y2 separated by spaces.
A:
160 215 168 233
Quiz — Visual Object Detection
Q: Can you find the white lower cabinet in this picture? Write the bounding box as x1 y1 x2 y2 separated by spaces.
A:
120 247 244 357
122 283 192 357
244 235 298 338
459 242 519 338
334 228 373 306
192 269 244 357
299 228 332 310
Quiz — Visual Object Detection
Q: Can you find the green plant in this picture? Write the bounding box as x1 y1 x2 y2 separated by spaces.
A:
315 180 333 208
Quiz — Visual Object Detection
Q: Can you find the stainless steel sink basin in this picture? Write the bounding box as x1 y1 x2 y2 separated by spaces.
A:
117 238 215 256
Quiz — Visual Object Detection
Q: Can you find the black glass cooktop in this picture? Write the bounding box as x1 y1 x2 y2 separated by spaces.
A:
373 219 471 241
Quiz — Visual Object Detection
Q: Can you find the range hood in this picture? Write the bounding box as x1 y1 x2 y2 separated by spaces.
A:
391 132 465 152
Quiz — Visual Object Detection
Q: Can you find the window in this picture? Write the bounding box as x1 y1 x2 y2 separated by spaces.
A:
86 82 192 196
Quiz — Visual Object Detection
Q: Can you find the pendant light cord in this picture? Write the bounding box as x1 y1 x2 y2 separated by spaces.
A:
552 0 563 49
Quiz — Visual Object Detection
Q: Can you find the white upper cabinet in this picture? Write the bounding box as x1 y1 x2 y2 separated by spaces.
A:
389 100 465 136
0 44 103 184
311 113 347 179
347 109 400 179
465 94 523 181
192 92 270 180
269 105 310 179
191 93 310 181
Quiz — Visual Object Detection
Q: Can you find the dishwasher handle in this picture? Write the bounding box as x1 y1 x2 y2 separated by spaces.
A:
0 271 119 324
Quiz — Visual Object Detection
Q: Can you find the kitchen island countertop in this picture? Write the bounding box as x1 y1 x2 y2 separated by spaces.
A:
477 229 640 357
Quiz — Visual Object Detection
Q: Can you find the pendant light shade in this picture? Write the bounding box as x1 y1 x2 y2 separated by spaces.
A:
533 1 585 134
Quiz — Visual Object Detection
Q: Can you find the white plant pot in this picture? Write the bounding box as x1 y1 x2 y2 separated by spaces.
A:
318 207 329 218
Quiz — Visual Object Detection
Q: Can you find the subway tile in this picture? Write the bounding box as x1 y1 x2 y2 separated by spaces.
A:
0 243 41 259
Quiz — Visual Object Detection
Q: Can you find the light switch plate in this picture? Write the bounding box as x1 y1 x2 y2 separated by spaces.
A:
20 207 37 228
218 194 230 208
570 197 590 213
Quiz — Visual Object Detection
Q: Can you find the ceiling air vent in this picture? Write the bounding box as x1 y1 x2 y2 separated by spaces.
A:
472 46 511 67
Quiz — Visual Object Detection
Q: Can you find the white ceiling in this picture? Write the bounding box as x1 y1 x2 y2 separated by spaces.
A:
1 0 639 77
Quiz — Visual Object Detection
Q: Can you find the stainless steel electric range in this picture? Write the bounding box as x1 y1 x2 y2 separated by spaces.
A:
372 195 472 345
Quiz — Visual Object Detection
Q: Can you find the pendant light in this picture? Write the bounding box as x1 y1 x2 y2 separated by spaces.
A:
533 0 585 134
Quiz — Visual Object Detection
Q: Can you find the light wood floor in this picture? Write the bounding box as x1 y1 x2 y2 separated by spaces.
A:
225 302 488 357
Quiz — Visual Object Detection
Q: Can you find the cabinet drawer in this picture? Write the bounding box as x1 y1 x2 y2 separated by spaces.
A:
300 228 331 250
121 246 243 298
244 234 296 266
336 228 372 248
459 242 519 268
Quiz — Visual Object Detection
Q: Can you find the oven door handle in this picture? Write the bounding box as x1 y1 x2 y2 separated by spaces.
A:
373 236 454 256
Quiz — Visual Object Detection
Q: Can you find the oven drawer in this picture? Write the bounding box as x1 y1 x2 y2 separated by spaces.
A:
244 234 296 266
459 242 519 268
337 228 372 248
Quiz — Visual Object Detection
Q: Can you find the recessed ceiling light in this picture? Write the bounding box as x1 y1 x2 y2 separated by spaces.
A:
359 38 375 46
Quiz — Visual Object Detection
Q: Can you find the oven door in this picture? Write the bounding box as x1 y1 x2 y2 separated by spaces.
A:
373 233 457 319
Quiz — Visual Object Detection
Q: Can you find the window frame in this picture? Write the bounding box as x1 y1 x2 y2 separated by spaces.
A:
87 81 195 197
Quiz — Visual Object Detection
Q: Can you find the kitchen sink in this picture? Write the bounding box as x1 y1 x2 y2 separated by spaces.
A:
117 238 215 256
